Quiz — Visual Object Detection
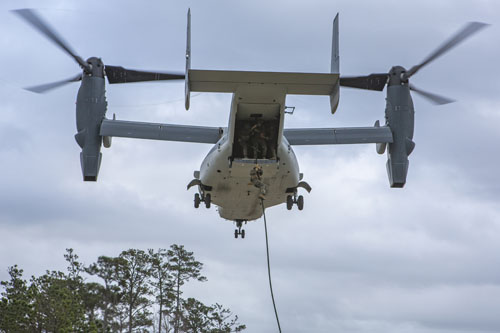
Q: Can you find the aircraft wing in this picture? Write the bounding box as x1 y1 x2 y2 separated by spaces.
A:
100 119 223 144
284 126 393 145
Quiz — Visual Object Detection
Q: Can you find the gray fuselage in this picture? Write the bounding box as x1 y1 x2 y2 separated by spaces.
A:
196 87 301 222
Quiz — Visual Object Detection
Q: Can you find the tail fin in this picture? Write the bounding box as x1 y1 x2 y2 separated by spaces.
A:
330 13 340 114
331 13 339 74
185 8 191 110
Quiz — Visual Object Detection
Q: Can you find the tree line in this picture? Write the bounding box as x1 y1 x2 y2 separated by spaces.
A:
0 245 245 333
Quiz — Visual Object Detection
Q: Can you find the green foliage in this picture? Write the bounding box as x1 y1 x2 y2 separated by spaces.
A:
29 270 86 332
148 248 175 333
180 299 246 333
208 303 246 333
0 246 246 333
0 265 32 332
168 244 207 333
86 255 123 332
116 249 153 333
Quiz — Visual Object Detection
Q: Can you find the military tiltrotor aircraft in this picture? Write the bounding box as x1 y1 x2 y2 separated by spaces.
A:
14 9 487 238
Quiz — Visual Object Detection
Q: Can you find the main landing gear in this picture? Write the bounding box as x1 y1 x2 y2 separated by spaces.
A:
286 194 304 210
194 193 211 209
234 220 246 239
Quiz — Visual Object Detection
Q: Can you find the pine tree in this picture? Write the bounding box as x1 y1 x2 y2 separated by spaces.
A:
116 249 153 333
86 255 123 332
208 303 246 333
0 265 32 332
148 248 175 333
167 244 207 333
180 298 246 333
30 270 86 332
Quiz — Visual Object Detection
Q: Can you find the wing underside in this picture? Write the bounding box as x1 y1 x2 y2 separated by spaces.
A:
284 126 393 145
100 120 392 146
100 119 223 144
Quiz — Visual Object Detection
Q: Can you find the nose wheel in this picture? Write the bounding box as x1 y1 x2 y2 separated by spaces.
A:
286 194 304 210
234 220 246 239
194 192 211 209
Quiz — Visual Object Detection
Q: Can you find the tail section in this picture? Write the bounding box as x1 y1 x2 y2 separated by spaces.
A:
331 13 339 74
330 13 340 114
185 8 191 110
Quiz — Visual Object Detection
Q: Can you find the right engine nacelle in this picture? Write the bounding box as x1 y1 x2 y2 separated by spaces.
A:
384 83 415 188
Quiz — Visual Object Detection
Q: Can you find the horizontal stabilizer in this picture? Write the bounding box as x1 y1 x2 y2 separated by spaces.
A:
189 69 339 96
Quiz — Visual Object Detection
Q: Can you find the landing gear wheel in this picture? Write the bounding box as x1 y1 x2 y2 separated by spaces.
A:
205 193 211 209
297 195 304 211
286 195 293 210
234 220 246 239
194 193 200 208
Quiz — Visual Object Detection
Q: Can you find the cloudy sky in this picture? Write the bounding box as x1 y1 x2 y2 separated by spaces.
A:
1 0 499 332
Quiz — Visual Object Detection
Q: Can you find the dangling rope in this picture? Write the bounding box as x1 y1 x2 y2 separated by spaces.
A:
261 199 282 333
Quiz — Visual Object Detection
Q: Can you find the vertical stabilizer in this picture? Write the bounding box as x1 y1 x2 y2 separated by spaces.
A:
330 13 340 114
331 13 339 74
185 9 191 110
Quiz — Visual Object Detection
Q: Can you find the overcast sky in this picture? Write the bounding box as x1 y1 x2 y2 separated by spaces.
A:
1 0 500 332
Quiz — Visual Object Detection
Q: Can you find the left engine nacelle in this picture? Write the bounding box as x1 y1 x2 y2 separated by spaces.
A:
75 76 107 181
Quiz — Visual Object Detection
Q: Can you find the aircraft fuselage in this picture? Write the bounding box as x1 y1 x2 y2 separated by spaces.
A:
194 86 303 222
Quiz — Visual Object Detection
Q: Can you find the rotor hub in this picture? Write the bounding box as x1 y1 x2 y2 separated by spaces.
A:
388 66 408 86
85 57 104 78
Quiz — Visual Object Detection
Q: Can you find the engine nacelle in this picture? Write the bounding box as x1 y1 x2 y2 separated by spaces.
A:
384 83 415 188
75 75 107 181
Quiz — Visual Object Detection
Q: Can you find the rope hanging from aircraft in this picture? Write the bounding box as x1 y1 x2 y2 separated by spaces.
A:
261 199 282 333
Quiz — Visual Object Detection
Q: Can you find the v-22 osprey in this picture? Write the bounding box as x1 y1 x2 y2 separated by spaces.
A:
14 9 487 238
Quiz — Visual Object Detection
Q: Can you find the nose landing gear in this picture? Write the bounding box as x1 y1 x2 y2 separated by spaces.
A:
234 220 247 239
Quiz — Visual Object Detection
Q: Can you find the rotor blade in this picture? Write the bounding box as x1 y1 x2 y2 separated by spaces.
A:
339 73 389 91
12 9 89 71
25 73 82 93
409 83 455 105
405 22 489 79
105 66 185 84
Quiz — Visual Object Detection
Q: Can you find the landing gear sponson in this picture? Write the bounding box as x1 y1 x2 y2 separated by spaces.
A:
234 220 247 239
